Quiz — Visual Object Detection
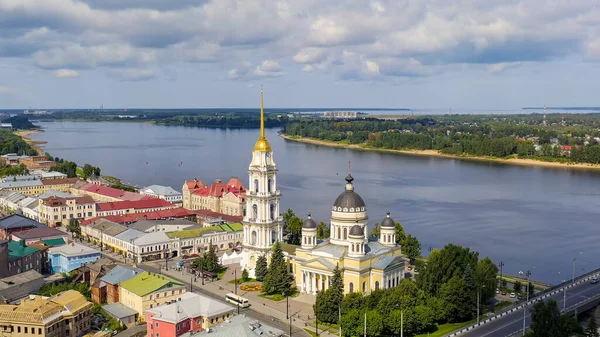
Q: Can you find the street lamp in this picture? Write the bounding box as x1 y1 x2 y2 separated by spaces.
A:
283 291 289 319
477 284 485 324
498 261 505 287
519 270 532 336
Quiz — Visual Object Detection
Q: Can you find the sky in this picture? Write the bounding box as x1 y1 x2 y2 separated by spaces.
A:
1 0 600 110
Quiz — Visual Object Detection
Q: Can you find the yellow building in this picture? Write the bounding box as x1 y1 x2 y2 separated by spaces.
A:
39 195 96 227
288 170 406 295
182 178 246 217
0 290 93 337
118 271 187 321
0 178 81 196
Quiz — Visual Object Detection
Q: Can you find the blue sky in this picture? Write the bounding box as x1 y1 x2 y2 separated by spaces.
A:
1 0 600 109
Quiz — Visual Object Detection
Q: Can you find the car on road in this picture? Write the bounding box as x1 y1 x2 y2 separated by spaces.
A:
510 292 516 298
517 294 523 300
592 277 599 284
501 290 507 295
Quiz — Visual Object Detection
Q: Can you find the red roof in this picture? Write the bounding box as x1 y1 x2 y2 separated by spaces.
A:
41 178 83 186
42 195 95 206
192 178 246 198
97 198 174 212
192 209 243 223
76 183 151 201
81 208 197 226
184 180 204 190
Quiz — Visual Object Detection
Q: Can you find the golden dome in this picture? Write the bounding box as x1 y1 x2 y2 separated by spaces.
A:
254 137 272 152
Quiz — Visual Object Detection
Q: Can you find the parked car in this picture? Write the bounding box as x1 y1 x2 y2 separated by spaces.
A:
517 294 524 300
501 290 507 295
591 277 599 284
510 292 516 298
496 288 500 294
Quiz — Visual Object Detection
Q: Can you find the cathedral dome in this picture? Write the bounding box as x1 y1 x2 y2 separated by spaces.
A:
303 213 317 229
381 210 395 229
332 173 366 212
349 224 364 237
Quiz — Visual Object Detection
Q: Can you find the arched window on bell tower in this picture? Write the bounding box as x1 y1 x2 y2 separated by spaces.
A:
270 204 275 221
252 204 258 219
254 179 259 193
268 179 272 193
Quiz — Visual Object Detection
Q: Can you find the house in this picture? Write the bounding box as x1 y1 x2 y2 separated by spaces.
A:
0 178 81 196
561 145 573 155
73 257 117 286
10 226 68 245
18 155 57 169
140 185 183 203
7 240 48 277
103 303 139 327
70 181 152 202
145 292 235 336
80 207 198 226
168 314 285 337
0 214 43 240
118 271 186 320
38 195 96 227
95 199 176 217
182 178 246 217
92 265 143 304
167 222 243 257
0 290 93 337
48 242 101 274
0 269 44 303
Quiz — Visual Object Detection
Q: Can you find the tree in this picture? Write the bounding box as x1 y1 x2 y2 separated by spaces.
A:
528 281 535 298
317 221 330 239
417 244 479 297
262 242 292 295
475 257 499 302
255 255 268 282
440 275 473 322
194 241 221 273
370 222 380 238
282 208 296 225
340 309 361 337
241 268 249 282
528 299 582 337
93 166 101 176
315 264 344 324
66 218 81 239
514 280 522 293
82 164 94 179
286 215 303 245
402 234 421 264
395 222 406 245
586 317 599 337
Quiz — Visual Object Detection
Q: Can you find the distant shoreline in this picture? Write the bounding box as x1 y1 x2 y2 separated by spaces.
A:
279 133 600 171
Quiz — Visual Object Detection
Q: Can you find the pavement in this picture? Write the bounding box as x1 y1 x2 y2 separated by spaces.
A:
456 278 600 337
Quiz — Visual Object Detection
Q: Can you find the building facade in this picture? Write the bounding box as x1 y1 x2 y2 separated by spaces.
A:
182 178 246 217
48 242 101 274
95 199 176 217
240 89 283 278
167 223 244 257
119 272 186 321
0 290 92 337
140 185 183 203
38 195 96 227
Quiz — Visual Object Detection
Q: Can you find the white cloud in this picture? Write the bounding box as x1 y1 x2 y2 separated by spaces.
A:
488 62 522 73
54 68 79 78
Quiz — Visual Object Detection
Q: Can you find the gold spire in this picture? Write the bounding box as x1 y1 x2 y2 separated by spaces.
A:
253 86 272 152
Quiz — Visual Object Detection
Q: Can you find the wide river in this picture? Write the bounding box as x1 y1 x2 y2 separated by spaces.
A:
30 121 600 284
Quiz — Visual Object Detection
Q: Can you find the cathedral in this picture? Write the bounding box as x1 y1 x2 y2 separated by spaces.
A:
240 89 406 295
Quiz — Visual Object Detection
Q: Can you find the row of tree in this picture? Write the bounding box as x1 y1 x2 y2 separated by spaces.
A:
0 129 38 156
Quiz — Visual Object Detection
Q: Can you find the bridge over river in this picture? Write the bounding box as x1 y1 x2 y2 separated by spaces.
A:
445 269 600 337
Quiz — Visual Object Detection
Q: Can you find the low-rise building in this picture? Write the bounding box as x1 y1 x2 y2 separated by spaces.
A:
178 314 284 337
182 178 246 217
10 226 68 245
145 292 235 336
103 303 139 327
80 207 198 226
0 269 44 303
0 178 81 196
73 257 117 286
18 155 57 169
119 271 186 321
167 223 243 257
96 199 176 217
71 181 151 202
0 290 93 337
38 195 96 227
129 219 197 234
140 185 182 203
7 240 48 277
92 265 143 304
48 242 101 274
0 214 43 240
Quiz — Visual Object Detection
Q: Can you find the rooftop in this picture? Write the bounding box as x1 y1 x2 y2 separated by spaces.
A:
119 272 184 297
103 303 138 319
129 219 197 233
100 265 143 285
41 178 82 186
0 270 43 290
80 208 197 226
147 292 234 324
37 190 77 199
96 198 174 212
0 214 43 230
8 240 40 260
141 185 182 196
192 209 243 223
48 242 100 257
166 222 243 239
133 231 170 246
74 182 150 201
41 238 67 247
0 290 91 324
85 219 128 237
0 179 42 188
41 195 95 206
194 314 284 337
114 228 146 242
11 226 66 240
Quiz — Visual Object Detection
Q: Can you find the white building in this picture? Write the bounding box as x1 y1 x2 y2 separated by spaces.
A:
240 89 283 278
139 185 182 203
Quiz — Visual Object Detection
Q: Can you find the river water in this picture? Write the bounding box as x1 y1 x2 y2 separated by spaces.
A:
30 121 600 284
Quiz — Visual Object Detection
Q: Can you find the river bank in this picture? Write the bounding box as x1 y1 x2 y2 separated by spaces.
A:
15 129 46 155
279 133 600 171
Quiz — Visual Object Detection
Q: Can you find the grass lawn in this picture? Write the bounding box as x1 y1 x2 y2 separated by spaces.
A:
228 278 257 284
258 289 300 301
415 319 477 337
494 300 513 312
102 175 121 184
217 267 228 280
304 329 318 337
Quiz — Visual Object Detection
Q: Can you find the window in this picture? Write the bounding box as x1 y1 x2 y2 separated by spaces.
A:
156 322 159 327
375 281 379 290
24 327 28 333
362 282 366 293
177 325 180 331
349 282 354 293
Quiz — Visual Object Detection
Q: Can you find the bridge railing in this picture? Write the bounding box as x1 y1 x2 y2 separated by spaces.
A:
443 268 600 337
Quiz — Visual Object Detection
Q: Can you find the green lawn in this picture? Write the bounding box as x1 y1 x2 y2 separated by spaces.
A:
217 267 228 280
258 289 300 301
494 300 512 312
76 167 84 177
228 278 257 284
415 319 477 337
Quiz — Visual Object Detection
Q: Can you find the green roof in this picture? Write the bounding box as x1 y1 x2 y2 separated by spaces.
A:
166 222 243 239
8 241 39 261
119 271 184 297
280 243 299 256
41 238 66 247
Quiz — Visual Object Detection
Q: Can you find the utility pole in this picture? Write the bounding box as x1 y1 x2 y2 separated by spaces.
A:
400 311 403 337
100 228 103 252
190 273 193 292
572 258 576 284
339 305 342 337
477 286 480 324
165 249 169 271
498 261 505 287
364 312 367 337
519 270 532 336
289 315 292 337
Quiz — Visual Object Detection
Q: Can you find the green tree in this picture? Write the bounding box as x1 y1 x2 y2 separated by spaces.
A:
403 305 436 335
255 255 268 282
282 208 296 225
194 241 221 273
82 164 94 179
370 222 380 238
317 221 330 239
286 215 303 245
514 280 522 293
528 299 582 337
440 275 473 322
417 244 478 297
262 242 292 295
93 166 101 176
475 257 499 302
528 281 535 298
340 309 361 337
241 268 249 282
66 218 81 239
402 234 421 264
395 222 406 245
314 264 344 324
586 317 599 337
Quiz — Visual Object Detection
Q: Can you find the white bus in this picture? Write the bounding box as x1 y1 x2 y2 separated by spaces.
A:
225 293 250 308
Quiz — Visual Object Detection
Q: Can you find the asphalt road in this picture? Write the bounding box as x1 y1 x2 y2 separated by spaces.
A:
459 279 600 337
